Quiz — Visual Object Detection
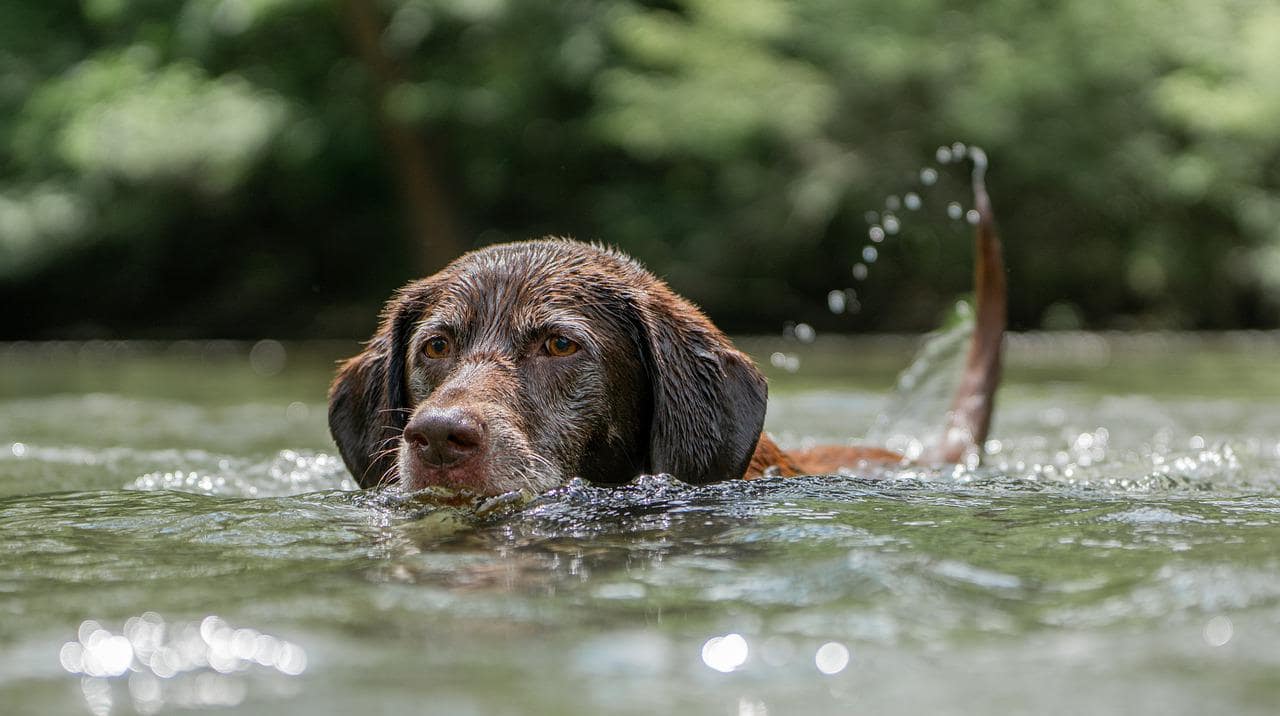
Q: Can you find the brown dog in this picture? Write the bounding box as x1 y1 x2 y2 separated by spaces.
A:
328 175 1004 497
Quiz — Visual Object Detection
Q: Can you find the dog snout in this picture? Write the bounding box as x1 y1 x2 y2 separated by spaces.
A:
404 408 485 468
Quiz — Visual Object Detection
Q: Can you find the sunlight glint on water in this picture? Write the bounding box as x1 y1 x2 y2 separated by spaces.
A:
59 614 306 714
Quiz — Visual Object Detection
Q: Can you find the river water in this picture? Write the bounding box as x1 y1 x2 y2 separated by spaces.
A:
1 334 1278 715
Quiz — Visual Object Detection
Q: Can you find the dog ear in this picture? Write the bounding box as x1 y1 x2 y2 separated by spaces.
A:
635 286 768 484
327 286 427 487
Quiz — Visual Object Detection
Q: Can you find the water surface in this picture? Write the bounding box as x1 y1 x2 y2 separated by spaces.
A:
2 334 1279 715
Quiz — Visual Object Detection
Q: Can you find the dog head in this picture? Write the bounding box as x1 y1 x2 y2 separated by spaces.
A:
327 239 767 496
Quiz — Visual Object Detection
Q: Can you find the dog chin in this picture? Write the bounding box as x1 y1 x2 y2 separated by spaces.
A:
397 448 564 498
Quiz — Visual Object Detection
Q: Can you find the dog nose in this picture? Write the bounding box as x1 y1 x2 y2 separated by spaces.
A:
403 408 485 467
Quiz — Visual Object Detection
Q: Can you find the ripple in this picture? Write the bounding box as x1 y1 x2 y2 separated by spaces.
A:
130 449 356 497
1100 507 1207 525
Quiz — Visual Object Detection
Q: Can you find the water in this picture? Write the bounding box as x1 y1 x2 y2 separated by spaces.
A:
2 335 1279 715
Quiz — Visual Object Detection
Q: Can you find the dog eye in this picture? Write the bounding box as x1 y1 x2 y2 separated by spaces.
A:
423 336 451 359
545 336 580 357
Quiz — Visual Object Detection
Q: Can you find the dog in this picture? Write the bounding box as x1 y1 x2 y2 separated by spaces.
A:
328 174 1004 497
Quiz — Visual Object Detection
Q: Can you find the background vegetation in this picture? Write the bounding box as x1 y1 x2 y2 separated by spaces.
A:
2 0 1279 338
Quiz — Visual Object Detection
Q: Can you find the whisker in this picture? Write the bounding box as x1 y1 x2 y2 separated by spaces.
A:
370 448 397 464
376 461 398 488
374 434 401 448
515 452 560 494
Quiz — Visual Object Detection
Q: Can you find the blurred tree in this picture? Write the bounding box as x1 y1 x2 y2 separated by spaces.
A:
0 0 1277 338
343 0 461 271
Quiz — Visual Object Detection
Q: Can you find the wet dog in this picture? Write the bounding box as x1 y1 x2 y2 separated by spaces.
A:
328 173 1004 497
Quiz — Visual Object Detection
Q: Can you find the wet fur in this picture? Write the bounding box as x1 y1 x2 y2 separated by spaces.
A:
329 241 768 494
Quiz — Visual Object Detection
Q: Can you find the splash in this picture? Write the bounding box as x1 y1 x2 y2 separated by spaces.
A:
865 301 976 461
845 142 986 291
853 145 1004 466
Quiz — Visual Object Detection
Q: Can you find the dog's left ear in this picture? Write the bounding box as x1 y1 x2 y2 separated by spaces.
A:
327 286 428 487
635 286 768 484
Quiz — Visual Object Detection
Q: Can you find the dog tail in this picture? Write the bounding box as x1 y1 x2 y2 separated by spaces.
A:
927 149 1006 465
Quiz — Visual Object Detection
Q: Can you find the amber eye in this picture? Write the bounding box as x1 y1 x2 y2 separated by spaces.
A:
545 335 580 357
423 336 451 359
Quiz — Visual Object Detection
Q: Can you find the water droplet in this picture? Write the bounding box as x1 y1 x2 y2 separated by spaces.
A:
794 323 816 343
965 209 980 225
919 167 938 186
904 192 921 210
936 146 953 164
868 226 885 242
852 263 868 280
884 195 901 211
947 202 963 220
951 141 967 159
863 210 879 224
827 290 846 314
883 215 900 235
862 246 878 263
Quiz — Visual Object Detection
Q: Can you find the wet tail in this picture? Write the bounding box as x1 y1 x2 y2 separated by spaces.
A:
927 149 1006 465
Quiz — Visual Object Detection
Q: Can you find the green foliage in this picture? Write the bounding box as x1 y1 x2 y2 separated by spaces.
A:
595 0 835 159
1 0 1278 337
19 49 287 190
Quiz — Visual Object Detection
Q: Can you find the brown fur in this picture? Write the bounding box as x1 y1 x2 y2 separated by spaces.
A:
329 176 1003 496
329 240 768 496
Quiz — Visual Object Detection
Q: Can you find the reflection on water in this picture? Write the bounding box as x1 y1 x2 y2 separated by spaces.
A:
701 633 749 673
1 337 1279 714
59 614 305 714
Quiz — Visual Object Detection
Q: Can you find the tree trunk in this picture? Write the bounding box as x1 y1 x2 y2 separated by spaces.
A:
342 0 464 274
